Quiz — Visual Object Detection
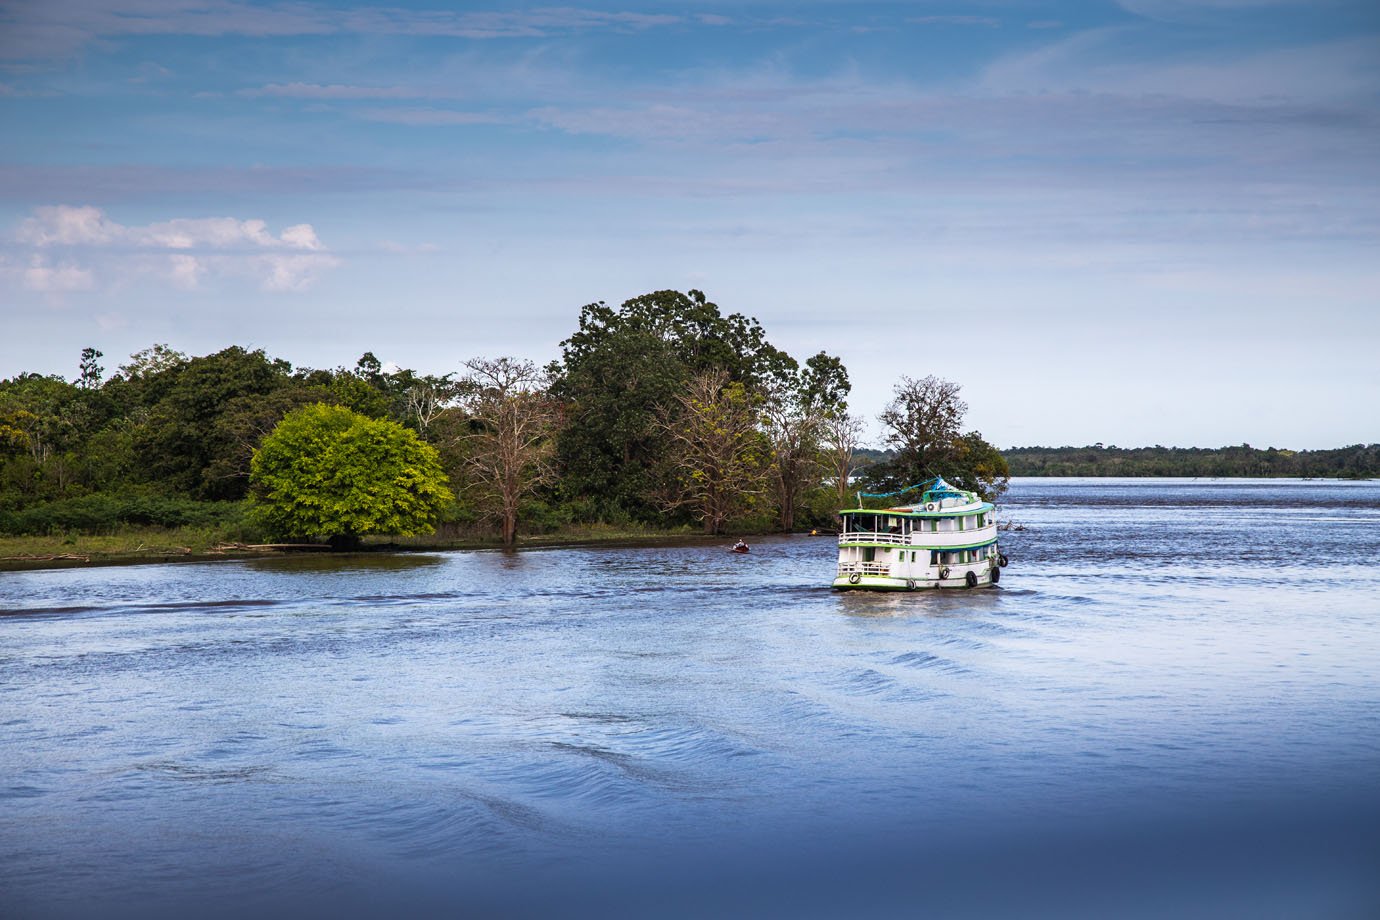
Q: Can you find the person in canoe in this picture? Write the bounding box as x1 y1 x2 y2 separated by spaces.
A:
731 539 750 554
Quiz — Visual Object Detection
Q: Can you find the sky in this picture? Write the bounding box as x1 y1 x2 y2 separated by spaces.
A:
1 0 1377 449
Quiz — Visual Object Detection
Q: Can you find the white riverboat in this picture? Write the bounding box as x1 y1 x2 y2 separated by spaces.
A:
832 477 1007 591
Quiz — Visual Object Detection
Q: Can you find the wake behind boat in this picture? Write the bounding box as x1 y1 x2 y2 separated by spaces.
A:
832 477 1007 590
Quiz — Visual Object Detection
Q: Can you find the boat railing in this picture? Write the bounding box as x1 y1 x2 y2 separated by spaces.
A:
838 531 908 546
837 562 892 577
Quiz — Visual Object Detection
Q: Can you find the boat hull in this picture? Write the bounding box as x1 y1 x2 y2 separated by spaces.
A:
831 566 998 591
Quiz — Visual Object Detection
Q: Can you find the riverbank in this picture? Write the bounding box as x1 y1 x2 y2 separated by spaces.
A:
0 524 728 572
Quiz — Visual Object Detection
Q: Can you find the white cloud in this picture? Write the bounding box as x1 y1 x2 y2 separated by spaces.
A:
23 255 94 292
10 205 339 292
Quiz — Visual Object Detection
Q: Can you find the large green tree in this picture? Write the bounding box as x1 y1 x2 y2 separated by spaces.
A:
133 346 296 499
549 289 790 523
249 404 453 547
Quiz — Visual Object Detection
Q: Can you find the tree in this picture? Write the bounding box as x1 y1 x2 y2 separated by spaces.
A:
456 357 559 546
549 289 791 523
399 374 459 439
866 375 1008 500
134 346 295 499
77 347 104 390
822 411 866 510
249 404 452 547
951 431 1010 500
877 375 966 483
760 351 850 530
656 370 769 535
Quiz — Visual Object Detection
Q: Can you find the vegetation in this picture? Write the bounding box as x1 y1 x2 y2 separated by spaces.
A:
1003 444 1380 479
21 285 1364 567
249 404 453 547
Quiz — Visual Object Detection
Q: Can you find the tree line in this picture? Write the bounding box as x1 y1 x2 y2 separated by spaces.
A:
1002 444 1380 479
0 289 1008 545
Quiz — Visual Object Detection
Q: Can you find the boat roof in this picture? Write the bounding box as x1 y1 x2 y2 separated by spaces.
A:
841 476 989 515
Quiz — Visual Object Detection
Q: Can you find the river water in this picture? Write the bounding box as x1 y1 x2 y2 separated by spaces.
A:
2 478 1378 918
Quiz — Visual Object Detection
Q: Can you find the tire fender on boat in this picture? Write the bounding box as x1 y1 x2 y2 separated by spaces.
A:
906 578 916 591
990 565 1000 585
848 572 861 585
938 566 950 580
998 553 1009 568
965 570 978 589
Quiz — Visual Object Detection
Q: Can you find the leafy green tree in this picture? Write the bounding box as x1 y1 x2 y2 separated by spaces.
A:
249 404 453 547
550 289 790 522
133 346 294 499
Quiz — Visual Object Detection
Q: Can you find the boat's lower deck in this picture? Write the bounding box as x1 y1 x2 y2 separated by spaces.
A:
832 560 1000 591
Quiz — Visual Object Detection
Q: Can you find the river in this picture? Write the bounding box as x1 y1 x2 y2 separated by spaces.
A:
2 478 1378 918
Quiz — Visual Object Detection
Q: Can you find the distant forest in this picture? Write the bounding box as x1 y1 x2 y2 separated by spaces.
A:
999 444 1380 479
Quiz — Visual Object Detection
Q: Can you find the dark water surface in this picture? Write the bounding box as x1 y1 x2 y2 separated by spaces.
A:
3 479 1379 918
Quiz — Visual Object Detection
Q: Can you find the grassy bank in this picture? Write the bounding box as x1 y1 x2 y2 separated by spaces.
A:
0 522 716 572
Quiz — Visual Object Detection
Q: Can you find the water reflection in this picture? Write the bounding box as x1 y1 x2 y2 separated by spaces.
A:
243 552 446 575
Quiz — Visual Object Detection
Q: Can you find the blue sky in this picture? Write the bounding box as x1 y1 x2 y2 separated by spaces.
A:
2 0 1377 448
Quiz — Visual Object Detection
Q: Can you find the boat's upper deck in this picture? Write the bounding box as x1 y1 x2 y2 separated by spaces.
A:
837 478 996 549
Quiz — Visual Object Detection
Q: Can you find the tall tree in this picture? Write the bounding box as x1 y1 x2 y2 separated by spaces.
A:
866 375 1008 500
823 411 866 510
550 289 789 522
655 370 769 535
878 375 967 483
457 357 559 547
760 351 850 530
77 347 104 390
133 346 294 499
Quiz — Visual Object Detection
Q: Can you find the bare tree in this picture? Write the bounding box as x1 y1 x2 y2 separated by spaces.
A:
822 411 865 510
402 375 459 439
656 370 768 535
458 357 559 546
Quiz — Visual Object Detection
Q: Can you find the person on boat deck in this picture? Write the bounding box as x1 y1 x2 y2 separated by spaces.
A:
733 539 749 552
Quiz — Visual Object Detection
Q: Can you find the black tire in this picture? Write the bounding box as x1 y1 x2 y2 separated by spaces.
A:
906 578 916 591
848 572 861 585
938 566 950 580
998 553 1009 568
990 565 1000 585
965 570 978 589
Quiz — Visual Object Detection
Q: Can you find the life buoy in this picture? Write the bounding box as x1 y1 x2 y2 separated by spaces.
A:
990 566 1000 585
965 570 978 589
938 566 950 580
925 502 937 512
998 553 1009 568
848 572 861 585
906 578 916 591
